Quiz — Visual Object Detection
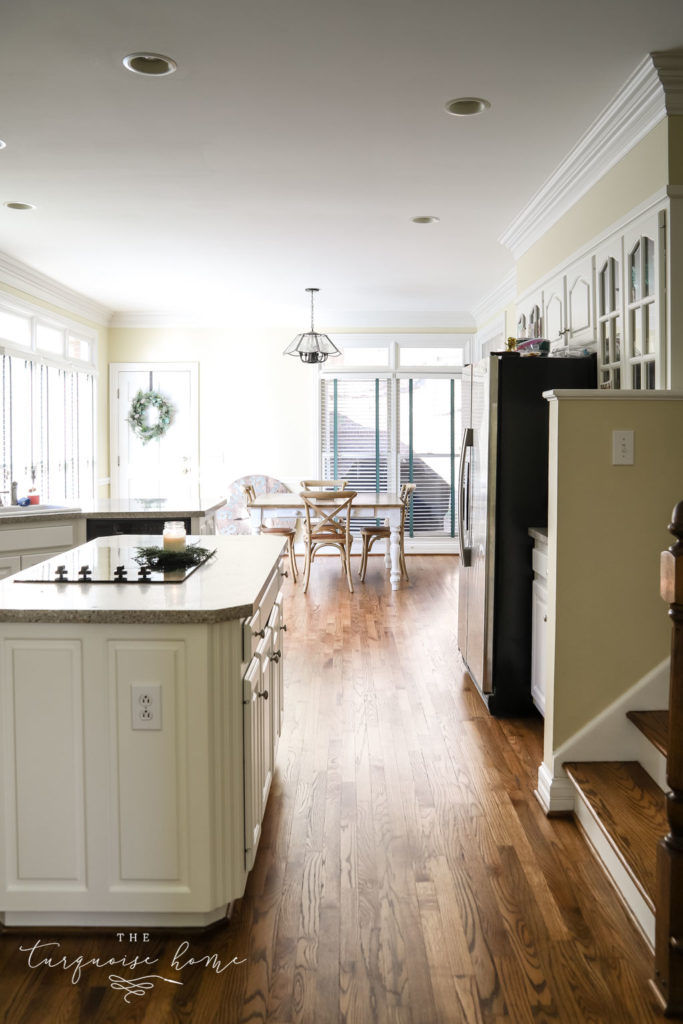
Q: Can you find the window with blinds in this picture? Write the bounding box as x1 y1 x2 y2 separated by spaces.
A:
1 352 95 502
319 373 461 540
399 377 459 537
320 376 391 490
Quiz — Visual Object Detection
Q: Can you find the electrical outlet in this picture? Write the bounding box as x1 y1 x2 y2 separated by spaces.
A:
131 683 162 730
612 429 634 466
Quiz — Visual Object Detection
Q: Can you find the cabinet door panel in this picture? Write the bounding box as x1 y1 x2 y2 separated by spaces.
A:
567 264 594 343
0 556 21 581
531 580 548 716
544 282 565 345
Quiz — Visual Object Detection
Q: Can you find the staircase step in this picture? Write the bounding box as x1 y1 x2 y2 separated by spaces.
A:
563 761 667 911
626 709 668 757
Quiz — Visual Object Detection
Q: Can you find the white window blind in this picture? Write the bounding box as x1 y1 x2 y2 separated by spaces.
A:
319 373 461 540
399 377 460 537
1 353 95 502
320 377 392 492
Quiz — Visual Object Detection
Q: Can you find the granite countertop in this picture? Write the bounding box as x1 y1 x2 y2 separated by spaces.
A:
0 534 285 624
0 496 226 524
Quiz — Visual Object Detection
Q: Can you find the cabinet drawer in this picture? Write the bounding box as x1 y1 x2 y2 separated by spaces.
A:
242 570 282 662
0 523 75 554
532 547 548 580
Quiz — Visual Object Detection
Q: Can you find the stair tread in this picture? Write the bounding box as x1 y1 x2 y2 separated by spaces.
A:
563 760 667 909
626 709 668 757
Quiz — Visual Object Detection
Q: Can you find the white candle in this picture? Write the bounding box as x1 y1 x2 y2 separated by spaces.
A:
163 521 187 551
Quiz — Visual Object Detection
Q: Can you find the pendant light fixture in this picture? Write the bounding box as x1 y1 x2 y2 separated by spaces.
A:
283 287 341 364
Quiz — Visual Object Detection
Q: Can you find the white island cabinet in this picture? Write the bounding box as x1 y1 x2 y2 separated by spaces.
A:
0 534 286 928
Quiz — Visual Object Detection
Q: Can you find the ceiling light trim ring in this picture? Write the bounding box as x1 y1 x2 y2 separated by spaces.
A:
122 52 178 76
445 97 491 117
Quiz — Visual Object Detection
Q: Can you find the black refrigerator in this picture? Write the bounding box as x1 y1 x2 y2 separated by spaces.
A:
457 351 596 715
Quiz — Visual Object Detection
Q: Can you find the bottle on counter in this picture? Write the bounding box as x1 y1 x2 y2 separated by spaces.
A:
163 521 187 551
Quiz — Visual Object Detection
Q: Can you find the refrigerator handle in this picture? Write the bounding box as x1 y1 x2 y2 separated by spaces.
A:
458 428 473 566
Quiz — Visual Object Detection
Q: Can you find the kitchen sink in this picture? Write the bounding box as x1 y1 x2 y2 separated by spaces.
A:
0 504 81 517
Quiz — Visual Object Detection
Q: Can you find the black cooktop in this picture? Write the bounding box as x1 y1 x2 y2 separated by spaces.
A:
14 541 206 585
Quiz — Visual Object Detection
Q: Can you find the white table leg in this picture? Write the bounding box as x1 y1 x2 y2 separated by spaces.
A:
387 510 401 590
248 507 264 534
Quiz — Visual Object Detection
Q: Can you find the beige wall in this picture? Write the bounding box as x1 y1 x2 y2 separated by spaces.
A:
544 393 683 767
516 121 669 294
108 325 319 494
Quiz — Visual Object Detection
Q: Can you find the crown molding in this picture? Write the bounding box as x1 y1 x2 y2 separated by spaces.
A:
651 50 683 114
471 269 516 326
499 52 679 260
0 251 112 326
110 308 477 330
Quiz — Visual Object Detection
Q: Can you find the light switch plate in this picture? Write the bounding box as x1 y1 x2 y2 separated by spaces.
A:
612 429 634 466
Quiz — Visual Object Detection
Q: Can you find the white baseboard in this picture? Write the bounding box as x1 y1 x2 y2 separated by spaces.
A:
535 762 576 814
572 784 655 950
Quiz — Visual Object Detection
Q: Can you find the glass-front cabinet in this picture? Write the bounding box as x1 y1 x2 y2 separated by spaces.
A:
596 250 622 389
595 207 664 390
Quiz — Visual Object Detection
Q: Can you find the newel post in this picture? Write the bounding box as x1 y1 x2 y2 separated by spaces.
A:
653 501 683 1014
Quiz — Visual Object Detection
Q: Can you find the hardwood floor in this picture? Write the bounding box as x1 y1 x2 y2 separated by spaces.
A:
0 555 674 1023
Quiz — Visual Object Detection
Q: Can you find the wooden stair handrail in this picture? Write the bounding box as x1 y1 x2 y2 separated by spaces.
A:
653 500 683 1014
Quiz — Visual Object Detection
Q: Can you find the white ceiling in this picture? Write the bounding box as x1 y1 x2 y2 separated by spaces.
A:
1 0 682 326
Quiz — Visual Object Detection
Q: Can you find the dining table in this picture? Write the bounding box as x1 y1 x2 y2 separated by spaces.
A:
246 491 406 590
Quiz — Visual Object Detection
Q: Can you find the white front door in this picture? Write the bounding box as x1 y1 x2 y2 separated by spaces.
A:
110 363 199 500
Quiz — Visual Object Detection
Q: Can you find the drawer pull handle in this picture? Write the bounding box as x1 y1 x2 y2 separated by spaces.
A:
257 689 269 700
272 650 282 662
543 614 548 622
253 627 266 638
280 569 289 578
281 624 288 632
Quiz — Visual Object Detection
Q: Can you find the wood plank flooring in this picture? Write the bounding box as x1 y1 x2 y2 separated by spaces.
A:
563 761 668 910
627 709 669 757
0 555 675 1023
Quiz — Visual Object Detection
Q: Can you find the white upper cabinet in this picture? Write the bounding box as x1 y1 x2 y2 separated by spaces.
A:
516 200 667 388
594 235 624 389
622 209 664 390
543 277 566 346
543 255 595 350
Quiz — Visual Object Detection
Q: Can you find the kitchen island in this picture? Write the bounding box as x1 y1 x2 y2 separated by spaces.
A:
0 534 286 928
0 495 226 582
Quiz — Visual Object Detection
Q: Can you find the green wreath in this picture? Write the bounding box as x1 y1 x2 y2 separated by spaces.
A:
127 389 174 444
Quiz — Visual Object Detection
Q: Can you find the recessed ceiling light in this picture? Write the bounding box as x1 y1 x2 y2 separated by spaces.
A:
4 201 35 211
445 97 491 116
122 52 177 76
0 140 6 150
412 216 440 224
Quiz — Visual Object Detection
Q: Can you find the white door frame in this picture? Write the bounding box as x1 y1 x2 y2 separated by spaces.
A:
109 362 199 499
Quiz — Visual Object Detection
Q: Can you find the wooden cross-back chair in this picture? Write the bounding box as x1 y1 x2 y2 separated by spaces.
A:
358 482 416 583
300 489 357 594
300 479 349 490
241 483 298 582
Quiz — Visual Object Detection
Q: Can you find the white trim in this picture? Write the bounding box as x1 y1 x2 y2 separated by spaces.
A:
499 54 673 259
514 188 669 310
110 310 477 330
543 388 683 401
571 784 655 950
0 251 111 326
651 50 683 115
535 763 576 815
471 270 517 326
546 658 669 781
0 292 98 372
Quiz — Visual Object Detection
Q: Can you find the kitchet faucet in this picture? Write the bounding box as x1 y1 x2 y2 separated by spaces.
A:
0 481 18 506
